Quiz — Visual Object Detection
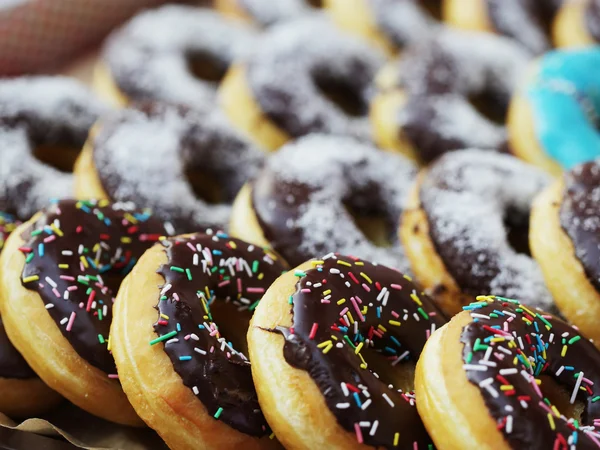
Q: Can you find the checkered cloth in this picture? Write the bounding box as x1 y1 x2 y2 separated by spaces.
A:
0 0 170 75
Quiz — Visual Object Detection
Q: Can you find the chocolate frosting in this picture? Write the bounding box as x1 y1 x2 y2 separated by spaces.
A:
0 317 35 380
461 296 600 449
251 135 415 271
20 200 168 375
419 150 554 312
153 232 287 436
560 161 600 292
276 254 446 448
587 0 600 42
92 102 263 234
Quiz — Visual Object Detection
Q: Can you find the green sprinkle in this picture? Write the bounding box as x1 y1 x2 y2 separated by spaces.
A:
214 407 223 419
294 270 306 278
249 300 260 311
25 253 34 263
98 309 103 321
252 260 259 273
30 229 43 236
186 268 193 281
568 336 581 345
473 338 489 352
211 266 218 273
160 295 167 301
537 314 553 330
417 307 429 320
343 335 356 349
98 335 105 344
465 352 473 364
288 295 294 305
592 396 600 403
86 287 93 295
149 330 177 346
489 313 499 318
170 266 184 273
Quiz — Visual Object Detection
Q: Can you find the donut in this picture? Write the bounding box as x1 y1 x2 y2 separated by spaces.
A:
0 199 171 425
0 212 62 418
74 102 264 234
230 134 416 271
416 295 600 448
400 150 554 317
0 76 108 220
215 0 319 27
531 160 600 346
248 253 446 449
444 0 562 54
326 0 440 54
371 27 530 163
219 16 385 151
111 231 287 450
95 5 256 109
554 0 600 48
508 47 600 175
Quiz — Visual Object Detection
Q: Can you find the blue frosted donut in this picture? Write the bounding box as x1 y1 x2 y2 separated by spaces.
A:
509 47 600 174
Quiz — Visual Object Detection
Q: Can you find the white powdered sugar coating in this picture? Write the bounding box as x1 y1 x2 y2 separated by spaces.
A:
257 134 416 272
393 27 530 158
246 15 385 141
486 0 552 54
371 0 439 48
239 0 314 26
103 5 256 107
420 150 554 311
93 105 264 233
0 128 73 218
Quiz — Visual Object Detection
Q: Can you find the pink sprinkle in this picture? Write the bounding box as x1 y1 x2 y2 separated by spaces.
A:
354 423 363 444
60 275 75 281
390 284 403 290
362 283 371 292
186 242 197 252
247 287 265 294
339 307 349 316
210 346 215 353
108 374 119 379
413 442 418 450
426 329 431 339
321 298 330 304
350 297 365 322
66 312 76 332
586 431 600 448
173 293 180 301
67 286 78 292
184 335 191 341
79 302 84 309
309 323 318 340
218 280 231 288
52 288 60 298
43 235 56 243
237 278 242 293
210 329 219 337
301 288 312 293
354 295 363 304
391 310 399 318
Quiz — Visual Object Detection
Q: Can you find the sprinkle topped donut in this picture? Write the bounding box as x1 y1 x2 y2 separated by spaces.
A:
249 254 446 448
18 199 169 375
76 102 264 234
0 77 108 220
509 47 600 174
372 27 530 162
98 5 256 108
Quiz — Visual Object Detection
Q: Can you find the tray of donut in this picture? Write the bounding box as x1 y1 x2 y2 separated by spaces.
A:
2 0 600 448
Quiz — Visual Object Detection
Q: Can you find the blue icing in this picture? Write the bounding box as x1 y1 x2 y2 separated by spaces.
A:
527 47 600 169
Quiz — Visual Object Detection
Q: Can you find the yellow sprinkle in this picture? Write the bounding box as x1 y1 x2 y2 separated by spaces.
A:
337 298 346 305
99 199 110 207
311 260 324 266
360 272 372 284
378 324 388 333
403 274 413 281
80 256 89 268
331 335 338 341
520 304 536 317
160 314 170 320
476 295 495 301
535 378 542 385
229 241 237 249
323 289 331 296
58 264 69 269
346 312 355 325
355 342 364 354
393 433 400 446
322 344 333 354
354 261 364 266
337 260 351 267
551 405 561 417
513 356 518 365
500 385 514 391
389 320 402 327
317 340 332 348
124 213 138 224
410 292 422 306
522 317 532 325
23 275 39 283
258 273 264 280
92 243 100 252
490 337 506 343
121 237 132 244
107 335 112 352
358 353 367 369
50 223 64 237
547 413 556 430
561 345 568 357
269 433 275 440
205 286 210 299
362 306 368 315
508 341 517 348
201 298 209 314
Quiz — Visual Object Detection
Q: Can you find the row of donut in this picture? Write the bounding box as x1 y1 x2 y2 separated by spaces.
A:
90 3 600 173
1 196 599 449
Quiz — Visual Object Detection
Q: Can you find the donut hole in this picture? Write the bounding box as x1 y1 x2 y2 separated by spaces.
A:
538 375 585 422
504 207 531 256
184 167 227 205
468 90 508 126
361 346 417 393
314 76 368 117
187 52 229 84
32 145 80 173
344 202 393 248
306 0 324 7
207 300 252 356
420 0 443 20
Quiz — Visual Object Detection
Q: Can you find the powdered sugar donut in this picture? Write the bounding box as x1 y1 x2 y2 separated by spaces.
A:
444 0 562 54
0 76 108 220
215 0 319 26
401 150 554 316
371 27 530 163
554 0 600 47
230 134 416 271
74 102 264 234
219 16 385 151
327 0 440 53
95 5 256 108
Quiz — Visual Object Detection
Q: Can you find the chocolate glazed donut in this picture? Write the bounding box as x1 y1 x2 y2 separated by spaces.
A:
371 27 530 162
0 76 108 220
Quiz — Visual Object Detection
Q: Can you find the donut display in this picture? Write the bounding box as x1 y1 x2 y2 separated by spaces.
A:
0 212 62 418
371 27 530 162
74 102 263 234
326 0 440 53
0 76 108 220
0 200 170 424
95 5 256 108
111 231 287 450
215 0 319 26
531 160 600 344
248 253 446 449
417 295 600 448
444 0 562 54
554 0 600 47
401 150 553 316
230 134 416 270
509 47 600 175
219 16 385 151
